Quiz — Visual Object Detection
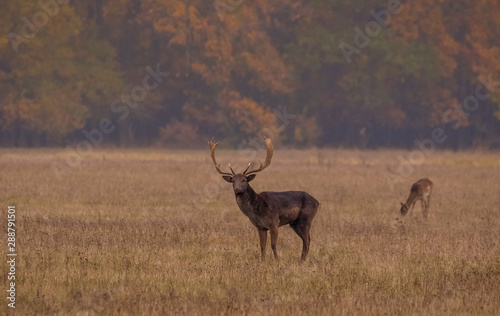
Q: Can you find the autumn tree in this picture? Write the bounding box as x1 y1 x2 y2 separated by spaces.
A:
0 0 123 145
1 0 499 148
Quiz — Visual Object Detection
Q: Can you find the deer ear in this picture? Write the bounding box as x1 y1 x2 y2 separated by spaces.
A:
246 174 256 182
222 176 233 183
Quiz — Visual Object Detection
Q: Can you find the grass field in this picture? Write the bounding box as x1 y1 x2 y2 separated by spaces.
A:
1 148 500 315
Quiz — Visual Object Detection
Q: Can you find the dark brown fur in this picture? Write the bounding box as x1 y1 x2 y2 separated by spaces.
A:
209 137 319 261
223 174 319 261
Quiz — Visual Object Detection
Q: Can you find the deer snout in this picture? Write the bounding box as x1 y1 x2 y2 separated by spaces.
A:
233 182 247 193
400 204 408 215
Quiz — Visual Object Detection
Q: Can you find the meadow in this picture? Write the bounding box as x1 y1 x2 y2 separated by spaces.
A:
1 147 499 315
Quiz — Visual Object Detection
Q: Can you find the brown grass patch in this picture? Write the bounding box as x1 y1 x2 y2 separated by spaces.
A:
1 148 499 315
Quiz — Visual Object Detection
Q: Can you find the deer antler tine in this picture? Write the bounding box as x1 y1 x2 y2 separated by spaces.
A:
242 162 251 174
244 137 273 175
228 163 236 175
208 137 219 149
208 137 233 176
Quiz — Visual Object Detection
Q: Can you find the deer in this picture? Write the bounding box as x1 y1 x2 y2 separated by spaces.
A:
208 136 320 261
400 178 433 218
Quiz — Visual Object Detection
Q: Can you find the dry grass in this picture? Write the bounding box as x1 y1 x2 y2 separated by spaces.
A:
1 148 500 315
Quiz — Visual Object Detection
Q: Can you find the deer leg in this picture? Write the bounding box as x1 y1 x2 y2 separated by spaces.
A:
291 223 305 259
291 220 311 261
300 223 311 261
270 225 279 260
258 229 267 260
423 195 430 218
410 200 417 216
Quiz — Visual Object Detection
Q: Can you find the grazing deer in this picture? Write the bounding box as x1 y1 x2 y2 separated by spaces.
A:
209 137 320 261
400 178 433 218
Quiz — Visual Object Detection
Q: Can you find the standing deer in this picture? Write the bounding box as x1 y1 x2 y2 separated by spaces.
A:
209 137 320 261
400 178 433 218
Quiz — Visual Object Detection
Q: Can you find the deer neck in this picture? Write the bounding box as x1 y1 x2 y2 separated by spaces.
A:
405 192 418 207
234 185 263 217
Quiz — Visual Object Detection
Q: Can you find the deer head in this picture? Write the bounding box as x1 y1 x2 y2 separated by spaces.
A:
400 202 409 215
208 137 273 193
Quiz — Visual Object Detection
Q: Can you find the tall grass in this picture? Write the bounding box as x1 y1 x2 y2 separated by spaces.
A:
1 148 499 315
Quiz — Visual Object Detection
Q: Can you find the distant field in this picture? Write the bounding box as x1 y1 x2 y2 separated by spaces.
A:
1 148 500 315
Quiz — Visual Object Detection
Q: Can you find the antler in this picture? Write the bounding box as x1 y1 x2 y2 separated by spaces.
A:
208 137 235 176
244 136 273 175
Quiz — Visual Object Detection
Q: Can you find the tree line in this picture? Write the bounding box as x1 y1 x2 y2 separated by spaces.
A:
1 0 500 149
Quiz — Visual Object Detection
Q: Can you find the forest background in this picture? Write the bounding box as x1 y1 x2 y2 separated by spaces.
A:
1 0 500 149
